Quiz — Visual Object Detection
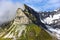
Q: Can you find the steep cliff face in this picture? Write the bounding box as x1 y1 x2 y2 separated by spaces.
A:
24 4 48 30
0 4 53 40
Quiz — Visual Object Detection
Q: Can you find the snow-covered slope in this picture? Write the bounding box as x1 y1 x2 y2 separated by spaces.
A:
40 9 60 40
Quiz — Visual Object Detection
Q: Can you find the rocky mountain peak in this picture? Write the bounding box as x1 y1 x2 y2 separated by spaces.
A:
0 4 59 40
14 7 30 25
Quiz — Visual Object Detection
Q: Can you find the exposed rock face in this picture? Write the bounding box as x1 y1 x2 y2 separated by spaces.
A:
14 8 29 24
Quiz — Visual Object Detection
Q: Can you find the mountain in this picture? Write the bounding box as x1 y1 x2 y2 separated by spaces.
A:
40 8 60 40
24 4 60 40
0 4 54 40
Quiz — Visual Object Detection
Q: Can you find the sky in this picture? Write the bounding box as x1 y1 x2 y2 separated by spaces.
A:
0 0 60 24
11 0 60 11
0 0 60 11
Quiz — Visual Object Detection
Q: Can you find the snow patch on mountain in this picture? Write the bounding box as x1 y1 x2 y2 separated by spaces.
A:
43 13 60 24
40 9 60 40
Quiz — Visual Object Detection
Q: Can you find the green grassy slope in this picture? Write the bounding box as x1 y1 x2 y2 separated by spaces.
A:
19 24 53 40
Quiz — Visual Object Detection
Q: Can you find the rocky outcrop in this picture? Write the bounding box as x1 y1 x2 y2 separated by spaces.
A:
14 8 29 25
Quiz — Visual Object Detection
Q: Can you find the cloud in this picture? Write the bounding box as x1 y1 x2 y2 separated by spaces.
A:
0 0 24 24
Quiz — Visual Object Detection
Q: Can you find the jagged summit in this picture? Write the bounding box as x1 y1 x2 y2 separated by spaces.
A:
15 8 30 24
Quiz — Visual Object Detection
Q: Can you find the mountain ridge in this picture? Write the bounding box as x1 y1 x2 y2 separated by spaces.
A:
0 4 58 40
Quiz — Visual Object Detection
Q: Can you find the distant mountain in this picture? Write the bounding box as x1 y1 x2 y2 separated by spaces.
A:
40 8 60 40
